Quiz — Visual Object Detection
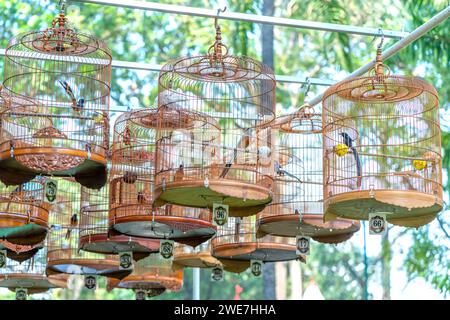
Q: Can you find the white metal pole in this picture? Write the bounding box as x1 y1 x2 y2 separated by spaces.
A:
74 0 408 38
193 268 200 300
306 6 450 106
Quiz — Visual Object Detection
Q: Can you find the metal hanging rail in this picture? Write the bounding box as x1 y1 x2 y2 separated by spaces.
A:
73 0 409 38
307 6 450 106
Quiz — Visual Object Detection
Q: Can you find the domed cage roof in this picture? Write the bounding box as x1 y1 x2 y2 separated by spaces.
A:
322 49 442 228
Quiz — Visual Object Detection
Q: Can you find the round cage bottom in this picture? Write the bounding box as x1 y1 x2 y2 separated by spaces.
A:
0 147 107 189
46 257 130 280
0 274 67 294
212 242 305 263
79 233 160 260
324 190 443 228
0 241 43 263
257 214 360 244
173 251 221 269
153 179 272 217
110 214 216 247
0 214 48 246
108 274 183 292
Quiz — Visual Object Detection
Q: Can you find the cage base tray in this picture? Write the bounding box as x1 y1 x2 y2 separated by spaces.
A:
324 190 443 228
46 258 129 280
0 220 47 246
154 180 271 217
257 214 360 244
0 149 107 189
79 233 160 259
212 242 303 263
111 215 216 247
0 274 63 294
173 252 221 269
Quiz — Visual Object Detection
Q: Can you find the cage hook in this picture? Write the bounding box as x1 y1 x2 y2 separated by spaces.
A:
377 28 385 50
214 6 227 30
301 77 311 98
58 0 67 14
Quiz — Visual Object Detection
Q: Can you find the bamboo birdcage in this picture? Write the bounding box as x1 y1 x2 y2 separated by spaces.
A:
0 6 111 189
46 178 128 280
322 47 443 228
211 216 305 274
107 253 183 294
154 19 275 217
257 108 360 243
0 247 67 295
79 185 160 260
173 241 221 269
109 108 216 247
0 178 49 246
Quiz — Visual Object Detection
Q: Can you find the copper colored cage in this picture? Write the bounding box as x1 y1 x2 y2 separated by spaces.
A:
322 49 443 228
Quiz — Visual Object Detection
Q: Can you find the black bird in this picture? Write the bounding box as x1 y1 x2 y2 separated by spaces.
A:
58 80 85 112
220 129 251 178
340 132 362 188
65 213 78 240
274 161 302 183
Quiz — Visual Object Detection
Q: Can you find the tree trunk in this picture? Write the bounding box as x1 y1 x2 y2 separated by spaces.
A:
275 262 287 299
381 228 391 300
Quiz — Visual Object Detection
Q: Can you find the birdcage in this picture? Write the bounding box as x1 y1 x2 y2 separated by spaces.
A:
211 216 305 273
107 254 183 294
109 108 216 247
322 47 443 228
0 178 50 246
0 247 67 295
257 108 360 243
79 185 160 260
173 241 221 269
0 5 111 189
0 240 44 263
46 178 127 279
154 19 275 217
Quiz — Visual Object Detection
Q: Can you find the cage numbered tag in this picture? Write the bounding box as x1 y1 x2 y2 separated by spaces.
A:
159 240 174 259
44 178 58 203
0 250 7 268
296 235 310 256
213 203 228 226
119 251 134 270
135 289 147 300
15 288 27 300
84 275 97 290
250 260 263 277
369 213 387 235
211 266 224 282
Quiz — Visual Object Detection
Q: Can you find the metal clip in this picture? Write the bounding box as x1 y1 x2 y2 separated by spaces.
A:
369 184 375 198
204 175 209 188
85 143 91 159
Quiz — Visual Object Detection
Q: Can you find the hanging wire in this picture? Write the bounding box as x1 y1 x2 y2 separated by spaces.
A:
215 6 227 29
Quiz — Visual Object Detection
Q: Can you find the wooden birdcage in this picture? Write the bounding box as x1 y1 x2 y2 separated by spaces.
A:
322 48 443 228
0 6 111 189
211 216 305 273
0 247 67 295
109 108 216 247
46 178 128 280
257 108 360 243
79 185 160 260
0 178 49 246
107 254 183 294
155 20 275 217
173 241 221 269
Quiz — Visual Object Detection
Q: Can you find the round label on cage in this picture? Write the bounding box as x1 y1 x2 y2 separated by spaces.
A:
369 213 387 235
213 203 228 226
85 275 97 290
15 288 27 300
44 179 57 203
119 252 133 270
250 260 263 277
0 250 6 268
135 290 147 300
296 236 310 255
211 266 224 282
160 240 174 259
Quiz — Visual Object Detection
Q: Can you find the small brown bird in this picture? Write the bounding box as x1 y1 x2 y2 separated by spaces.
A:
174 164 184 181
65 213 78 239
123 171 138 184
123 126 132 146
137 191 145 204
